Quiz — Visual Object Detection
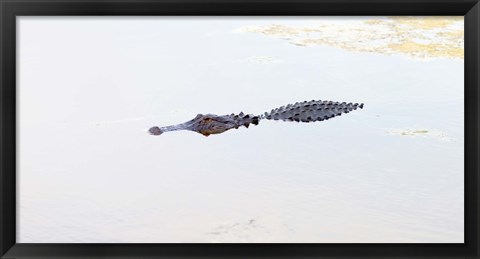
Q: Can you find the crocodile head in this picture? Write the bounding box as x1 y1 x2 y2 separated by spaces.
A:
188 114 246 136
148 113 259 137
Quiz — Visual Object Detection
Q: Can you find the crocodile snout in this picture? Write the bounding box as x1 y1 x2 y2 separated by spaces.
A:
148 126 163 136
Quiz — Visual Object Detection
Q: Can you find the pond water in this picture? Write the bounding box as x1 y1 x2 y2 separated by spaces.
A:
17 17 463 243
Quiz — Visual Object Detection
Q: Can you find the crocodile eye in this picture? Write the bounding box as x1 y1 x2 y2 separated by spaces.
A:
200 118 214 124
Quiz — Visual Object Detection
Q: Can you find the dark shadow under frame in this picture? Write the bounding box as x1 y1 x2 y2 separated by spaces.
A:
0 0 479 258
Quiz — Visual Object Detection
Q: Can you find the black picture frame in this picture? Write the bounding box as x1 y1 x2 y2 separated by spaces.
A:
1 0 479 258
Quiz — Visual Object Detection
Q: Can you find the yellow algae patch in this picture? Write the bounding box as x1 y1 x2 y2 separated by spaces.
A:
438 29 464 39
387 42 464 59
389 16 462 30
235 17 464 60
235 56 282 64
412 130 429 134
237 24 303 37
386 128 450 141
398 129 429 135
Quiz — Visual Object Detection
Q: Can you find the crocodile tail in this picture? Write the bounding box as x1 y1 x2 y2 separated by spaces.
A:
259 100 364 122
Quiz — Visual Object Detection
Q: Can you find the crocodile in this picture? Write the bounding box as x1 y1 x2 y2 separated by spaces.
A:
148 100 364 137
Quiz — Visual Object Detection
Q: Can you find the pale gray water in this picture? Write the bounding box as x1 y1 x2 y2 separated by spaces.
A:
17 17 463 243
